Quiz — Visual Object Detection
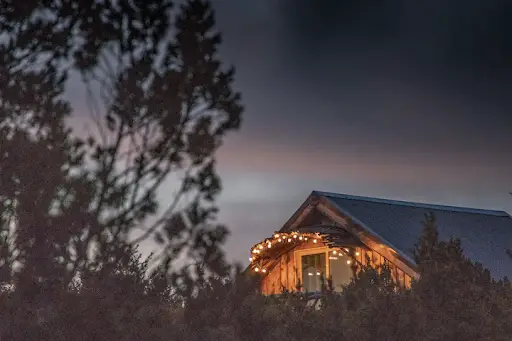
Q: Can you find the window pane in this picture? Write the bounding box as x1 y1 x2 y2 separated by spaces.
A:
301 253 326 293
329 251 353 291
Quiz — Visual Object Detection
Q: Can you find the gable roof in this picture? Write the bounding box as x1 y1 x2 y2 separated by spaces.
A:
313 191 512 280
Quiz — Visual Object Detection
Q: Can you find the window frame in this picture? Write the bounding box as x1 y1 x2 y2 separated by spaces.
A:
295 246 331 292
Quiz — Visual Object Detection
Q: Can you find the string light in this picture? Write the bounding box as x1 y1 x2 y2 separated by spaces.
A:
249 231 362 274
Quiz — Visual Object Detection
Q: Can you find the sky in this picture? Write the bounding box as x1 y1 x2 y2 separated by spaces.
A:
68 0 512 265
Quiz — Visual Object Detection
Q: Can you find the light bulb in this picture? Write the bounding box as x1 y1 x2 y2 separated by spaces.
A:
262 269 267 273
278 238 282 242
293 235 297 239
346 260 351 265
259 245 263 250
274 234 279 238
316 272 321 276
288 238 291 242
333 250 337 255
355 251 360 256
255 267 260 272
299 236 303 240
267 243 272 248
249 257 253 262
313 239 317 243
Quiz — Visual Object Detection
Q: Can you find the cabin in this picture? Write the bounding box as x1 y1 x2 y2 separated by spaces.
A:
248 191 512 295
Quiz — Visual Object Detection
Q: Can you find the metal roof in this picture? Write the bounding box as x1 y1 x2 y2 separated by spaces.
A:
314 191 512 279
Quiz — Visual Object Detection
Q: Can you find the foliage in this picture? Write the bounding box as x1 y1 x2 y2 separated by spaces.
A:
0 0 244 338
1 212 507 340
0 0 242 295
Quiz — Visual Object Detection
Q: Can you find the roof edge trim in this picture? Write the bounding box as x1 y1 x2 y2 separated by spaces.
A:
313 191 509 217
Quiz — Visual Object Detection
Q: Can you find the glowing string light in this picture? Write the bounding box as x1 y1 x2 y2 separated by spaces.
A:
249 231 366 274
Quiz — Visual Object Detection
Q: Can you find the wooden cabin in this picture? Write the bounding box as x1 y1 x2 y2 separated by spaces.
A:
248 191 512 295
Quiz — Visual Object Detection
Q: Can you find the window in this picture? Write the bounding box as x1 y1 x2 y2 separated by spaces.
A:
301 252 326 293
328 250 353 290
296 247 353 293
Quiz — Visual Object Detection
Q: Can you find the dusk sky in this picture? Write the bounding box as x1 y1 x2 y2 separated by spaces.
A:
68 0 512 265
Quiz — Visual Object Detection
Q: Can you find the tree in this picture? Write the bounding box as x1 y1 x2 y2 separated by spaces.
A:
0 0 242 300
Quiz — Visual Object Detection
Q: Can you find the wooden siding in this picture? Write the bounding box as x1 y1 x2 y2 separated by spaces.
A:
260 242 413 295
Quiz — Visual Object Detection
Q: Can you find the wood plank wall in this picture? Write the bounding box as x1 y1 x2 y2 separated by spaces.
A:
261 242 413 295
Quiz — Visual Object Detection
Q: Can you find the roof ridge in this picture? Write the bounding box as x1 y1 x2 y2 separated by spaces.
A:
312 191 510 217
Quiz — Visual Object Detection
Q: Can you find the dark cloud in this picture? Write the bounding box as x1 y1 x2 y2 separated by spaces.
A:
281 0 512 81
207 0 512 165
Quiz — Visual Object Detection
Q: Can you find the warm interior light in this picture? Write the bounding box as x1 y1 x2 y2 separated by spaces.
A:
346 260 351 265
255 267 260 272
355 251 360 256
332 250 337 255
313 239 317 243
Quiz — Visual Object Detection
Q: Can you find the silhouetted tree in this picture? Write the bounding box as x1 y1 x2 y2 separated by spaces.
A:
0 2 242 338
0 0 241 288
